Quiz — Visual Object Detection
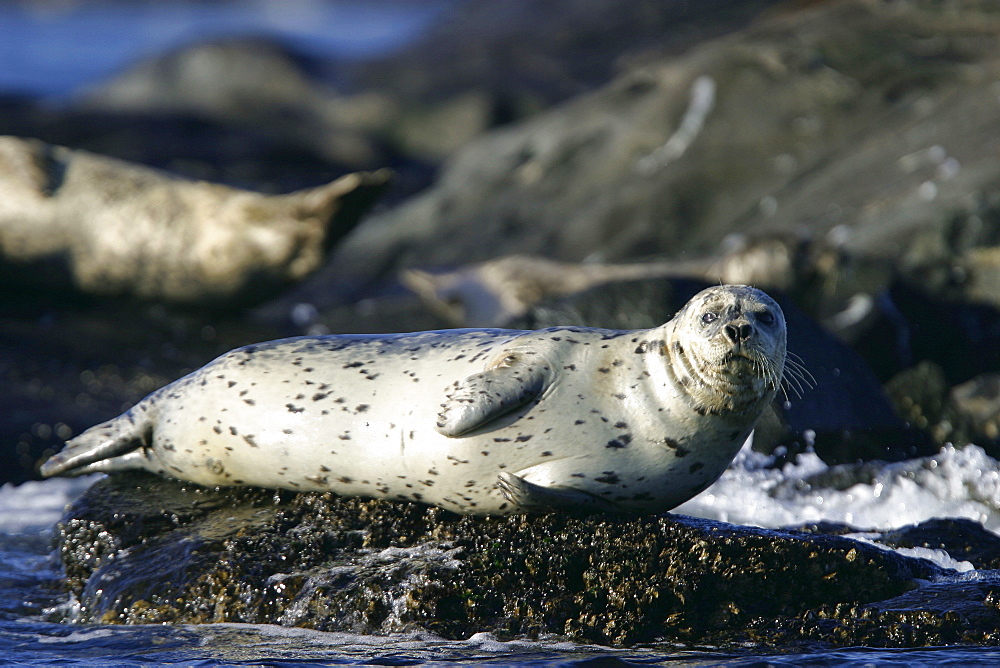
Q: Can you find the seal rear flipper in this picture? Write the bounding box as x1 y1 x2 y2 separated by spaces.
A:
39 408 152 478
497 472 619 514
435 356 553 437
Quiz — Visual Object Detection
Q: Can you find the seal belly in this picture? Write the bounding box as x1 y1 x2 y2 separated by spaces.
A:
150 330 526 507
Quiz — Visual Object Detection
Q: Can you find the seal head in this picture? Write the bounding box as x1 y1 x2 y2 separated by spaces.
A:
663 284 786 419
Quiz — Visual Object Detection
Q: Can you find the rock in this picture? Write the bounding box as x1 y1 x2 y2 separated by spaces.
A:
506 276 927 463
55 472 959 648
77 37 394 172
948 374 1000 448
0 136 389 307
324 0 1000 304
877 518 1000 571
347 0 783 160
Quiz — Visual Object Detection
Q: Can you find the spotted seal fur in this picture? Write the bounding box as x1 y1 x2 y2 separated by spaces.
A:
40 285 787 515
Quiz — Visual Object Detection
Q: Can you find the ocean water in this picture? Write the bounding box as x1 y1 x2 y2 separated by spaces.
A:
6 443 1000 665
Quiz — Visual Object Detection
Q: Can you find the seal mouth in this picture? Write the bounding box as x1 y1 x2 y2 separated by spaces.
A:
722 349 759 366
720 349 771 380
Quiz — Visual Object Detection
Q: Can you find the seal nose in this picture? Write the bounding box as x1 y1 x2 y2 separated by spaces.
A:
724 321 753 343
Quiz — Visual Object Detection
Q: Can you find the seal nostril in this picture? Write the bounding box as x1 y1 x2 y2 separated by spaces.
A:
725 323 753 342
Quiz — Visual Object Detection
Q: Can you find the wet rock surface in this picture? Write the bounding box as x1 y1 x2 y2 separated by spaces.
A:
58 472 996 649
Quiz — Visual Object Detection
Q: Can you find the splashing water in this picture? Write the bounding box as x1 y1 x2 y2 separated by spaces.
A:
677 440 1000 534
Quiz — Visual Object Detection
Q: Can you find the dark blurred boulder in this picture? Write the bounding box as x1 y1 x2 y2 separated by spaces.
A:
77 37 393 173
346 0 784 160
324 0 1000 302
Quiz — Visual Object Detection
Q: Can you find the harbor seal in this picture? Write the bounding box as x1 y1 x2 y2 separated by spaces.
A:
40 284 786 515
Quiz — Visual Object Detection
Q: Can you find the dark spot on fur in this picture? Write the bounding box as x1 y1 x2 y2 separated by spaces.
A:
598 367 610 374
286 403 304 413
243 434 258 448
338 476 353 484
574 419 585 425
689 462 705 473
313 392 329 401
356 404 370 413
227 381 237 388
606 439 627 449
614 421 629 429
494 437 511 443
229 426 238 436
595 472 620 485
213 425 222 434
541 451 553 457
515 435 532 442
343 361 363 369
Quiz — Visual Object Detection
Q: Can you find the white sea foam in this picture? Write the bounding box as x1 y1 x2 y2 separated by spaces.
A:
676 441 1000 534
0 475 101 535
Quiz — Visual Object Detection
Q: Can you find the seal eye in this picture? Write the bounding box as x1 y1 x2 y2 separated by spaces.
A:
701 312 718 325
758 311 775 326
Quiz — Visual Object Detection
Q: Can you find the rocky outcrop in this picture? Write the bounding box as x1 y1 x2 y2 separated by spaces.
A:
0 136 388 306
58 472 1000 649
322 0 1000 300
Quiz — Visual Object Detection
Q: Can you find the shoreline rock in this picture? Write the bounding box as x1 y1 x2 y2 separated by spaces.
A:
54 472 1000 649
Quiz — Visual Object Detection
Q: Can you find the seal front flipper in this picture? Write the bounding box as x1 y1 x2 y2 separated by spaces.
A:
39 405 153 478
435 353 553 437
497 472 619 514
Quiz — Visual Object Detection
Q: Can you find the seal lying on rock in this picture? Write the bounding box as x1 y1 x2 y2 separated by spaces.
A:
41 285 786 515
0 135 388 306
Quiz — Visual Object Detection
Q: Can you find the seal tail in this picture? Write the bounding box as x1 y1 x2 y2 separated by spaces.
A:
39 402 155 478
